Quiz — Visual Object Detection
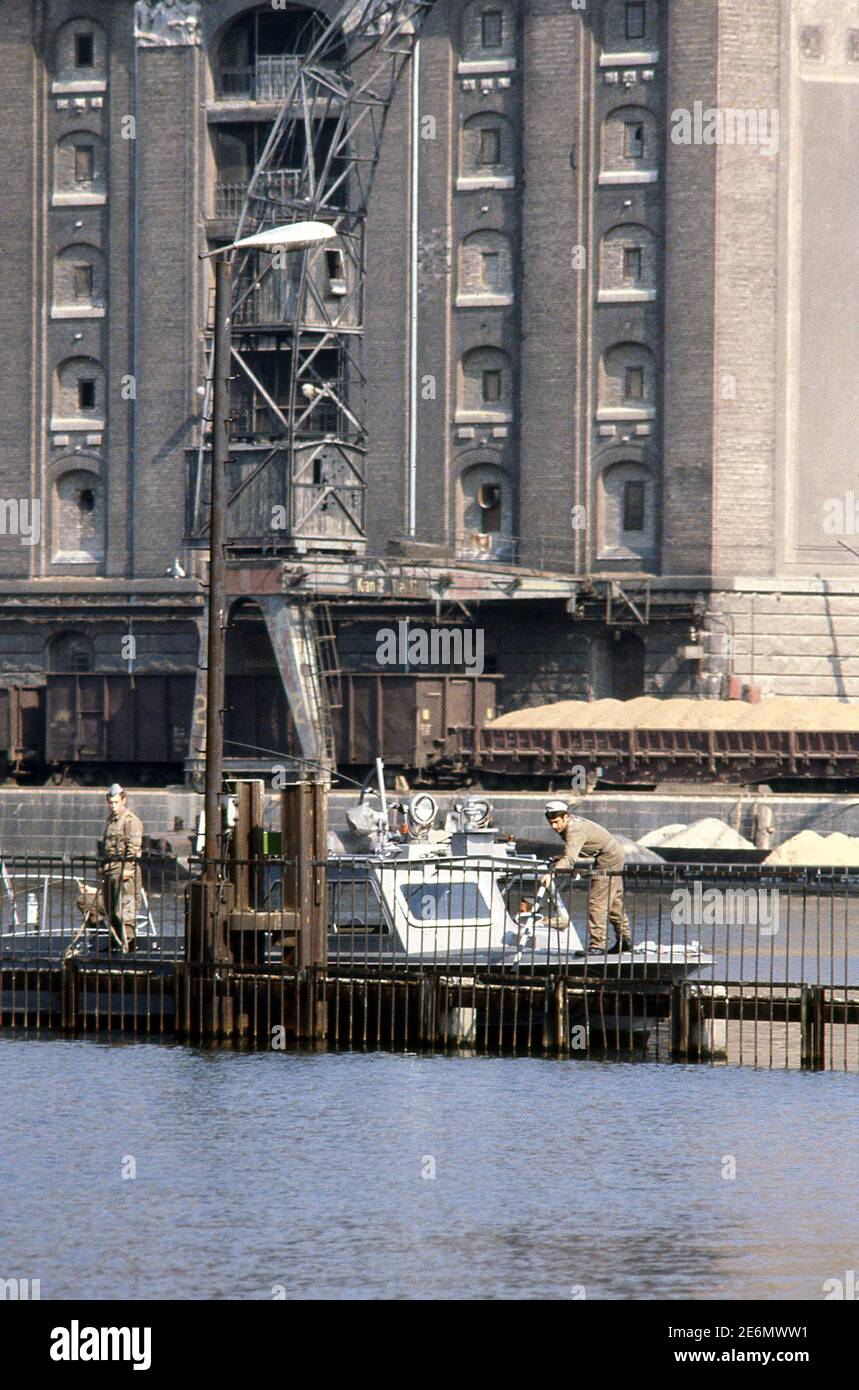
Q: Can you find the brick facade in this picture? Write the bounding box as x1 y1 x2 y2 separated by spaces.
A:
0 1 856 715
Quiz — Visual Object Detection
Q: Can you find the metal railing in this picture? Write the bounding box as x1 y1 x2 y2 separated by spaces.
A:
0 854 185 964
2 853 858 1067
213 170 303 220
217 57 305 102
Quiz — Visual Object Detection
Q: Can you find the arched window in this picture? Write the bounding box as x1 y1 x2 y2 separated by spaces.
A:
215 5 334 99
54 130 106 204
459 113 514 187
458 462 514 561
52 469 104 564
597 461 657 563
49 630 95 673
52 244 106 317
598 342 656 419
457 347 513 420
462 2 517 63
53 18 108 87
600 106 658 184
53 357 106 427
457 231 514 305
598 224 656 302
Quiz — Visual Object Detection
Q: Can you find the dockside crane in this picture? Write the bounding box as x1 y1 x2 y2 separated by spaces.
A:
193 0 438 551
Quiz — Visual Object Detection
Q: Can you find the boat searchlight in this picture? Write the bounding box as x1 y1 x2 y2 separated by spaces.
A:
407 794 438 834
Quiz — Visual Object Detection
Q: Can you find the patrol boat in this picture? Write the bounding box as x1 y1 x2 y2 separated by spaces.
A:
308 761 710 978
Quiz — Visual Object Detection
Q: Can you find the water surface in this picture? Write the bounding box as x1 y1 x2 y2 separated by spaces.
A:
1 1038 855 1299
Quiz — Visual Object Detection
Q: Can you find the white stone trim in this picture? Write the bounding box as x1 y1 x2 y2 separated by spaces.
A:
597 288 657 304
598 170 658 186
596 406 656 422
50 418 106 432
51 80 108 95
599 51 660 67
457 58 517 75
50 306 106 320
52 193 107 207
456 175 516 191
454 409 514 425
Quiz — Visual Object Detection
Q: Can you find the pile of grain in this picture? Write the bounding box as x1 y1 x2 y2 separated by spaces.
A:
763 831 859 866
658 818 755 851
489 697 859 732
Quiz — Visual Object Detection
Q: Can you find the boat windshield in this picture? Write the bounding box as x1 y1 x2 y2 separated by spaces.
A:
399 880 491 925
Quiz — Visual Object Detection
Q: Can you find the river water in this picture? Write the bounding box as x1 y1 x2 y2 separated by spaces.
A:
1 1036 856 1301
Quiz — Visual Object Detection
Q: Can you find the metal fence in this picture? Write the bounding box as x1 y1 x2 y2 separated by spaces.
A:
2 854 859 1067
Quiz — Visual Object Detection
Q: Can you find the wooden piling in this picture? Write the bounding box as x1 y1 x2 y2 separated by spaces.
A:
281 781 328 1039
60 957 77 1034
801 984 826 1070
670 981 689 1060
542 977 568 1053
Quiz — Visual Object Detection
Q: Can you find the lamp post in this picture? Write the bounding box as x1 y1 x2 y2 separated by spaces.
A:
198 221 336 954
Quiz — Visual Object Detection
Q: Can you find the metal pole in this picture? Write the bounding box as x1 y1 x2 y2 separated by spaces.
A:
203 256 232 909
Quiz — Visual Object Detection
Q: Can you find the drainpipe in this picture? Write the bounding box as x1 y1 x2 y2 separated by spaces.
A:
129 24 139 576
407 38 420 537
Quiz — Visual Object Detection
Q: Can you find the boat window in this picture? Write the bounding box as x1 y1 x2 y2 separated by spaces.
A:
400 881 491 925
328 879 387 933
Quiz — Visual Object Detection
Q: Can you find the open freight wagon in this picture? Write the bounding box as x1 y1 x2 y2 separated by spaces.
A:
457 697 859 789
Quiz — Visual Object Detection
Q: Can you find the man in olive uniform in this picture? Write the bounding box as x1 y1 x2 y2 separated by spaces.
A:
102 784 143 953
541 800 632 954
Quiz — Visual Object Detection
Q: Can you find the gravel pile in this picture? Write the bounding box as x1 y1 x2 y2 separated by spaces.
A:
613 832 665 865
638 822 688 849
657 818 756 851
490 697 859 732
763 831 859 866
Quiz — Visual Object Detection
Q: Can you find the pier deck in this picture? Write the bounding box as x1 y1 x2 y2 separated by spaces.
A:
2 854 859 1068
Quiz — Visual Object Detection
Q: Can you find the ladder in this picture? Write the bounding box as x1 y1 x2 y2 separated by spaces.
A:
304 602 342 768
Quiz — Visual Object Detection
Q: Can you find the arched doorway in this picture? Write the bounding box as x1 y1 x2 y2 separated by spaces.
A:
225 604 294 761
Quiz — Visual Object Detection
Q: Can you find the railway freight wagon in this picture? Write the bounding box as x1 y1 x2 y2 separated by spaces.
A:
0 671 502 786
0 675 196 783
334 673 501 777
452 697 859 790
45 674 196 782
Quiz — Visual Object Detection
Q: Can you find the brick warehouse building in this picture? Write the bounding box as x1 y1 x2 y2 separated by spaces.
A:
0 0 858 781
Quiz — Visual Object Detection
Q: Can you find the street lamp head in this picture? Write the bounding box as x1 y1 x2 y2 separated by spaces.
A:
200 221 336 259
